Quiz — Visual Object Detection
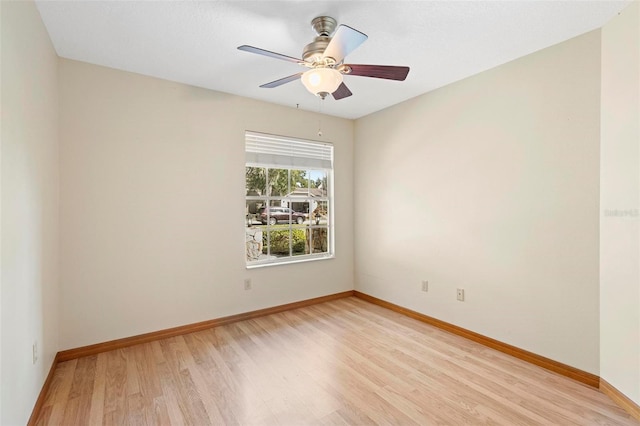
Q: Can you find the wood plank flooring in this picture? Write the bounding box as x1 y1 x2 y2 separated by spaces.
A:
35 297 638 425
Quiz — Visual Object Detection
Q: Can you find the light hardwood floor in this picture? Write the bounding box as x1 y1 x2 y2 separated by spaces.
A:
35 297 638 425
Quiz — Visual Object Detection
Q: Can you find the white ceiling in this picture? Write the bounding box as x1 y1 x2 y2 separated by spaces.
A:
35 0 629 120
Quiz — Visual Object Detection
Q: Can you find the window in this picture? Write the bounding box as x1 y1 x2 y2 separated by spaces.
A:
245 131 333 267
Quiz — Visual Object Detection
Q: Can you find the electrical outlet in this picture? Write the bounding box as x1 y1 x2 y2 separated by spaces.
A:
32 341 38 364
421 280 428 292
244 278 252 290
457 288 465 301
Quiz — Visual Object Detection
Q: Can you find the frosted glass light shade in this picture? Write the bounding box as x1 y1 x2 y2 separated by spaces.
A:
301 68 343 96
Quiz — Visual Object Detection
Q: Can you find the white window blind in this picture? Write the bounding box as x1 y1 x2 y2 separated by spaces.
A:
245 131 333 170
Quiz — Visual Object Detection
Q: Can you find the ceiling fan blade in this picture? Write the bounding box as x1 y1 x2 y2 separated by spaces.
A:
332 82 352 100
238 45 302 64
260 73 304 88
343 64 410 81
322 25 367 64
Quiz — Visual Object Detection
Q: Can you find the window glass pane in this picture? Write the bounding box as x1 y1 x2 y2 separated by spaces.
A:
289 198 310 218
246 167 266 196
246 226 264 261
260 203 306 226
261 203 277 226
312 200 328 226
289 169 308 195
246 199 265 227
292 228 307 257
289 170 310 218
267 229 291 257
267 168 289 197
309 170 328 197
308 228 328 254
246 199 266 262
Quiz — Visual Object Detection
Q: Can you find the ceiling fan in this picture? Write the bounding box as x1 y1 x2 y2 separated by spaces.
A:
238 16 410 100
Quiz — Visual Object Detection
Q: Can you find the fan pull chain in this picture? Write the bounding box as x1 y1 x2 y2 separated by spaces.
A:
317 97 323 137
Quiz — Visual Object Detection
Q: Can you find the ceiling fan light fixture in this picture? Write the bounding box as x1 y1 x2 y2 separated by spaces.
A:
301 68 343 97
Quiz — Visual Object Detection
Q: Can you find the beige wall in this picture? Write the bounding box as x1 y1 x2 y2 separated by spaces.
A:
600 1 640 405
58 59 354 349
0 1 60 424
354 30 602 373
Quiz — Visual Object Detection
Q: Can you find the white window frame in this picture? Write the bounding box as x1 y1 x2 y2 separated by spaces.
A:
245 131 334 268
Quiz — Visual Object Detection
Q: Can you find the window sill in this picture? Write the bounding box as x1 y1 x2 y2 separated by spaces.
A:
246 254 335 269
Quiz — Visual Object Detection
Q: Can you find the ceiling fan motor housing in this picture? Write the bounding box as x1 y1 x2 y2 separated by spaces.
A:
303 16 338 65
302 36 331 64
